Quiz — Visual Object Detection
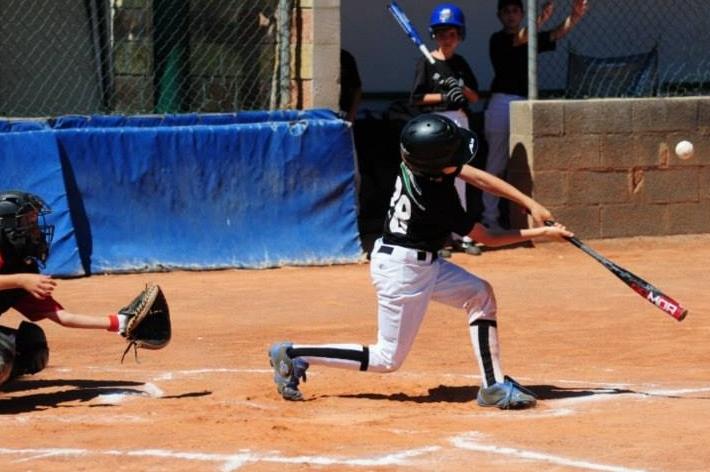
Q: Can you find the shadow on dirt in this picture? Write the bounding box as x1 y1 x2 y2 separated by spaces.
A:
335 383 710 403
0 378 211 414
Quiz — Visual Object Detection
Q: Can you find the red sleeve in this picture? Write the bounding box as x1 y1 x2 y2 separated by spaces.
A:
13 294 63 321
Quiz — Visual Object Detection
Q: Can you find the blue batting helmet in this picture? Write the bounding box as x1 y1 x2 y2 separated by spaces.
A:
429 3 466 40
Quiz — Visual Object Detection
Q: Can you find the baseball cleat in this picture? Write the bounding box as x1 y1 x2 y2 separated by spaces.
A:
476 375 537 409
461 241 482 256
268 342 309 401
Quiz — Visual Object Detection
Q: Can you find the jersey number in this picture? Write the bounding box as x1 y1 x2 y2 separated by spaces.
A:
388 177 411 234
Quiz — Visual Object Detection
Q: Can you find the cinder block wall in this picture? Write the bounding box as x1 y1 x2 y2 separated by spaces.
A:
292 0 340 110
509 97 710 239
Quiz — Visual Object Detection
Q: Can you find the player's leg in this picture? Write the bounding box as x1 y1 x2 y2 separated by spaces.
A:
431 261 536 409
269 240 438 399
0 326 16 387
0 321 49 385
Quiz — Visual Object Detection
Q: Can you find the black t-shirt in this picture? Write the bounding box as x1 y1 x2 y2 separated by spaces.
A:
382 164 477 252
489 30 556 97
410 54 479 113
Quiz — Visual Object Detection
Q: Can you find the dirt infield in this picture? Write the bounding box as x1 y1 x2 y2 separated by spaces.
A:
1 234 709 471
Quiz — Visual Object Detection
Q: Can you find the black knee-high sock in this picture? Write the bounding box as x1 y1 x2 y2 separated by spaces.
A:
470 320 504 387
288 344 369 371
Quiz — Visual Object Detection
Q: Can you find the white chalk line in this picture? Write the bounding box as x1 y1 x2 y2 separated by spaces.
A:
0 433 653 472
0 445 441 471
450 432 649 472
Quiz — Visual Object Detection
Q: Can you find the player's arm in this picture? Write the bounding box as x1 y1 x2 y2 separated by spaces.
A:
469 221 571 247
458 164 549 219
458 165 572 245
0 273 56 299
549 0 587 41
44 309 111 329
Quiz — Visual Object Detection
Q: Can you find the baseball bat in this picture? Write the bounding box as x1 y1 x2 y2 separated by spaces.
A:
545 221 688 321
387 1 436 64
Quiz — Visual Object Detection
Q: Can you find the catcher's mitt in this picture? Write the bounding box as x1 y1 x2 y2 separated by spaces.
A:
119 283 171 362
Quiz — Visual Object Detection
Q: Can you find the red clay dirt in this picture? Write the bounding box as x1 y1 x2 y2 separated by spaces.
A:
1 234 709 471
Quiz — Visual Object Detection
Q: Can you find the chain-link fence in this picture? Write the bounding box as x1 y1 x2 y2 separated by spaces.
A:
0 0 292 117
531 0 710 98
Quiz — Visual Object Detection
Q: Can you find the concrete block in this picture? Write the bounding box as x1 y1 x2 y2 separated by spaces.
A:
666 201 710 235
569 171 629 205
699 99 710 134
531 171 569 206
533 135 601 171
700 167 710 200
510 101 532 136
631 97 698 133
633 134 675 168
600 204 667 237
547 206 601 239
642 168 699 203
531 100 564 136
600 134 638 169
565 99 632 135
312 7 339 45
298 8 313 43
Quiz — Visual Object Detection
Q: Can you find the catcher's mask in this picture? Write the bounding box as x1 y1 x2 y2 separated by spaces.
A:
400 114 478 177
0 190 54 265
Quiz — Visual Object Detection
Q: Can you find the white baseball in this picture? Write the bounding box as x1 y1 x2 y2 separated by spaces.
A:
675 140 694 160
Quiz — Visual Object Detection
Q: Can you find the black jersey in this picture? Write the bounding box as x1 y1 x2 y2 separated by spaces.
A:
382 164 477 252
410 54 479 113
489 30 556 97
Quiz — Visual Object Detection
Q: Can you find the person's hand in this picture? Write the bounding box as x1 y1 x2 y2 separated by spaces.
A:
18 274 57 299
443 86 467 107
437 76 461 91
571 0 588 23
527 202 552 226
542 222 574 241
537 1 554 26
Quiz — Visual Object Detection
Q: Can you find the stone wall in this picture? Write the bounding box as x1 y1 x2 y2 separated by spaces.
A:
509 97 710 238
291 0 340 110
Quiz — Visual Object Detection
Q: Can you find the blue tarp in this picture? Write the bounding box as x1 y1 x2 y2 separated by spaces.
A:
0 110 362 275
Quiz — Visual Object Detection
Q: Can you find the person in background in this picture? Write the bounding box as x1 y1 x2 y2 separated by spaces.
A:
339 49 363 123
484 0 588 230
410 3 482 256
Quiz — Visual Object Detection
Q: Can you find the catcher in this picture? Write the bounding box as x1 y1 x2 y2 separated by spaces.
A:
0 190 171 388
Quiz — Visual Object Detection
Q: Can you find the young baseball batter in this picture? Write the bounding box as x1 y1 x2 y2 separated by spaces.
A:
269 114 572 409
411 2 481 256
0 190 145 387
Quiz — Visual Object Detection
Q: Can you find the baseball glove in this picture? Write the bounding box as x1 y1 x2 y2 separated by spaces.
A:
119 283 171 362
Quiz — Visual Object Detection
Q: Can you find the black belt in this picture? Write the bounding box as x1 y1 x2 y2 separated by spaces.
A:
377 245 437 262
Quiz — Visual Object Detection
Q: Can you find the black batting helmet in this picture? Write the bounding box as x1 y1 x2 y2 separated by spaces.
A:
0 190 54 264
400 114 478 176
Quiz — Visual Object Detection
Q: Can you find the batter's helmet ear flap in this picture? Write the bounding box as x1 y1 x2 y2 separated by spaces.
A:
429 3 466 40
400 114 478 176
